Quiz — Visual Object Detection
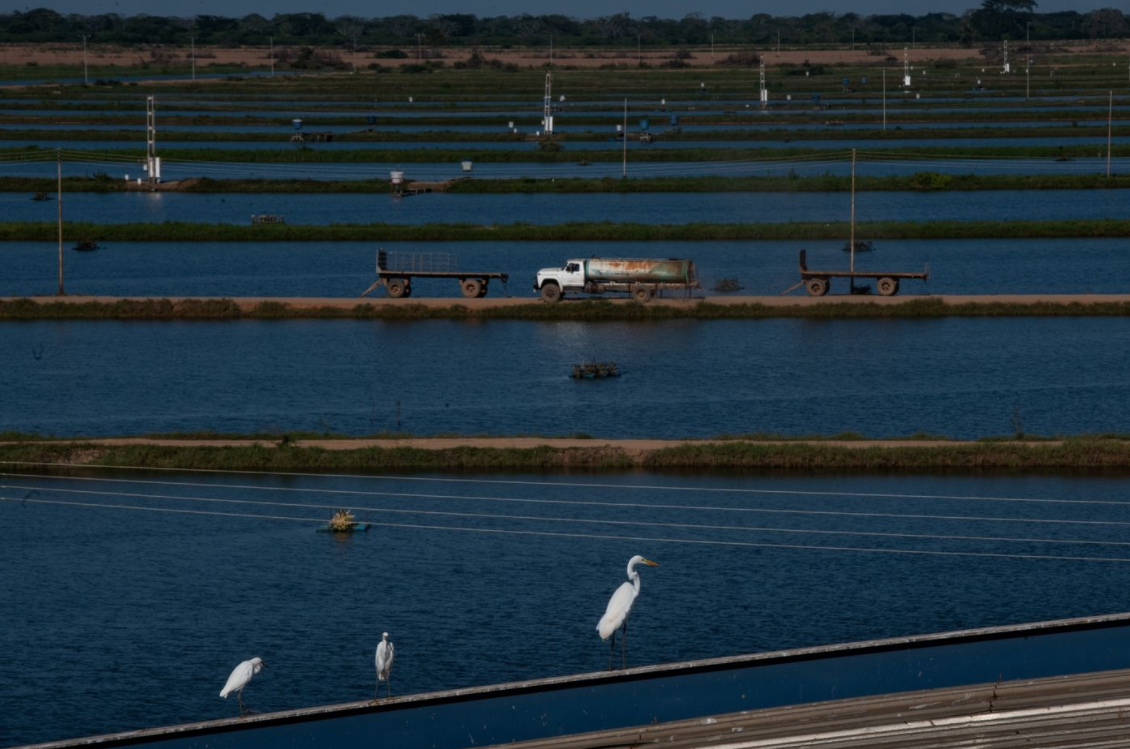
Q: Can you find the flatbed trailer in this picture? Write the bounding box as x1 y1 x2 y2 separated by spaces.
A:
797 249 929 297
360 250 509 299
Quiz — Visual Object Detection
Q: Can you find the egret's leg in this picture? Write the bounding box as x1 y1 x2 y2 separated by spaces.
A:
387 673 392 699
607 631 616 670
237 692 246 717
621 619 629 669
375 676 379 702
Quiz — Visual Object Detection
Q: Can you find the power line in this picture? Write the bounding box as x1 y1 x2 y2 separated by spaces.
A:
6 495 1130 564
5 482 1130 549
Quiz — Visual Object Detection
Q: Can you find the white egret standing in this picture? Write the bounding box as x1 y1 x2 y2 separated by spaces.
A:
596 556 658 670
374 632 395 700
219 657 265 717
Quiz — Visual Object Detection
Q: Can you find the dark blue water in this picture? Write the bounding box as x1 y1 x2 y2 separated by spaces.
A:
7 135 1127 152
3 238 1129 299
2 318 1129 438
7 156 1122 181
4 469 1130 747
5 189 1123 227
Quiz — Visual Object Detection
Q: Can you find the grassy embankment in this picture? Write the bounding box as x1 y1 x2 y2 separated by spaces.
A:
3 173 1130 194
6 298 1130 321
4 437 1130 472
2 218 1127 242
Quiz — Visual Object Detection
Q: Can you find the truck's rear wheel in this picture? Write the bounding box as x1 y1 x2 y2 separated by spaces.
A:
477 280 489 298
876 277 899 296
460 279 482 298
805 278 829 297
632 285 654 303
386 279 407 298
540 283 562 304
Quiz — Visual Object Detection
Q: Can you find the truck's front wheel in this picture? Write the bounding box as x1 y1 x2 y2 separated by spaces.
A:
540 283 562 304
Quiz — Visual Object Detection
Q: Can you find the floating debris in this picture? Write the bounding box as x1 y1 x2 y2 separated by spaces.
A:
841 240 875 253
251 213 286 225
73 239 100 251
572 361 621 379
317 509 371 533
712 278 744 293
31 192 51 201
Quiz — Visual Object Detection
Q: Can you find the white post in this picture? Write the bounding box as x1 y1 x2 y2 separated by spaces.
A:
146 95 158 186
81 34 88 85
543 71 553 135
759 55 768 104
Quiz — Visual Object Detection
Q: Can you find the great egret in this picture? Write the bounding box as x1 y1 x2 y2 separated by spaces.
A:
374 632 395 700
596 556 658 670
219 657 265 717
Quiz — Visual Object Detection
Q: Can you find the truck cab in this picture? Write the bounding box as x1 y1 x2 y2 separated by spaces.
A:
534 259 585 303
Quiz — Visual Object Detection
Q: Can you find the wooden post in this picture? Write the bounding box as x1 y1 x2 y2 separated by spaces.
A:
56 148 64 296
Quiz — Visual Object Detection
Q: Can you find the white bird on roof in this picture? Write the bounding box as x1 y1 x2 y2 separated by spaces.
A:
375 632 395 700
219 657 265 717
597 555 658 670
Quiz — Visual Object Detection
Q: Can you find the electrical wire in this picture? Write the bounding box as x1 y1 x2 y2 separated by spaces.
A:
6 481 1130 548
5 494 1130 563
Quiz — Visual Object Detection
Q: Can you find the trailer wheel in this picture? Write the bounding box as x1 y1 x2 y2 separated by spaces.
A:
477 280 489 298
386 279 408 298
402 283 413 298
876 277 899 296
540 282 562 304
461 279 482 298
631 285 654 303
805 278 829 297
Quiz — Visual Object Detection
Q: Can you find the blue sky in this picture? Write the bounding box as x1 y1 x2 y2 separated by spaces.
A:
0 0 1115 17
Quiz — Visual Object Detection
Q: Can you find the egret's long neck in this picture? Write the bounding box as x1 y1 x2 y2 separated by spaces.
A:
631 572 641 596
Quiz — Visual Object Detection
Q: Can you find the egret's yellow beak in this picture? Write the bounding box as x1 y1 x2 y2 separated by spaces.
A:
642 558 659 567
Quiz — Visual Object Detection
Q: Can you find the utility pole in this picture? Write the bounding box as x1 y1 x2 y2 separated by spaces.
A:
542 71 553 135
637 34 641 66
550 36 553 66
622 98 627 178
81 34 88 85
882 69 886 131
190 35 196 80
912 27 916 49
417 34 422 61
711 33 714 62
56 149 64 295
777 30 780 54
1107 90 1113 178
269 36 274 76
759 55 767 105
851 28 855 52
1026 56 1030 99
849 148 856 275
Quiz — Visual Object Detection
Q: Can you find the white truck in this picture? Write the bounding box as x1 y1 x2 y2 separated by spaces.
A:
534 257 700 303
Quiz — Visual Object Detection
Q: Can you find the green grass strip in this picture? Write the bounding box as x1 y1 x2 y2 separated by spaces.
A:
3 438 1130 473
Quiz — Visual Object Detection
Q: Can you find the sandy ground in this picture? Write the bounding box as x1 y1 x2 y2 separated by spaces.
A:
11 294 1130 309
0 42 1111 74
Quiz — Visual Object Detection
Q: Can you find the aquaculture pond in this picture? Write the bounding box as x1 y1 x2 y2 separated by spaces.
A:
3 317 1130 438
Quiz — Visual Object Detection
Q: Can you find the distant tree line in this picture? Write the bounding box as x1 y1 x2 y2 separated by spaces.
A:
1 2 1127 48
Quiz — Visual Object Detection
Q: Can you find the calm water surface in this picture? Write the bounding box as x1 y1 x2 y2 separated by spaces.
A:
4 190 1126 226
2 318 1129 438
2 238 1129 298
3 469 1130 746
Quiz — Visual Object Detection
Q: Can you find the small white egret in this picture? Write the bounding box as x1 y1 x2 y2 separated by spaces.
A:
374 632 395 700
219 657 265 717
596 555 658 669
